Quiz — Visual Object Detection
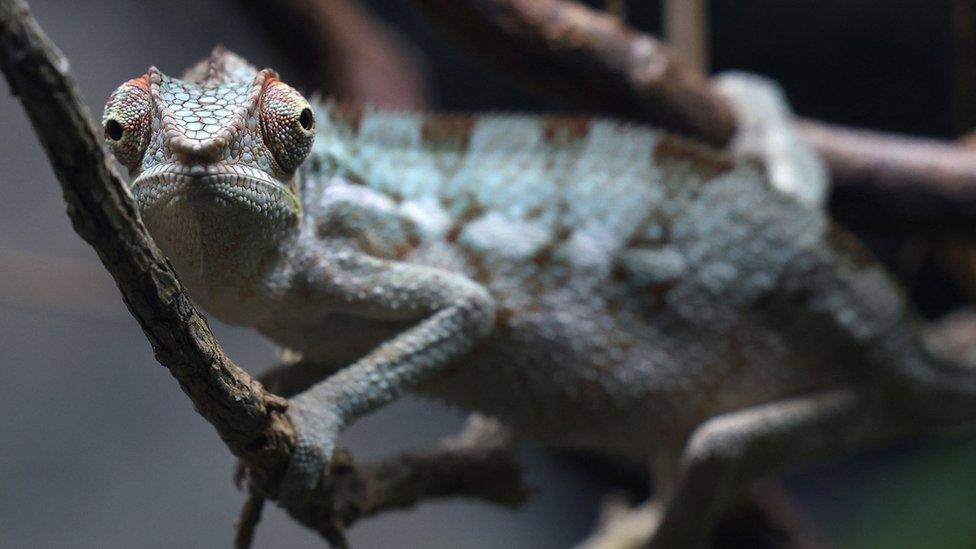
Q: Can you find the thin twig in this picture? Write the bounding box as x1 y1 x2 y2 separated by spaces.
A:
951 0 976 133
234 494 266 549
662 0 709 74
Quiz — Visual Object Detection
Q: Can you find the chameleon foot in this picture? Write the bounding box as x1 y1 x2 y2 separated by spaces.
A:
278 404 341 508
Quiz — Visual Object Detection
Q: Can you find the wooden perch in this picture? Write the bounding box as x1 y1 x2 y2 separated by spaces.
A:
0 0 295 476
0 1 526 546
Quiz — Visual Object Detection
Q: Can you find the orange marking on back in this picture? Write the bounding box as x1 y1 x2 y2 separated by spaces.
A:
330 103 365 133
543 117 592 144
652 135 736 181
421 114 476 149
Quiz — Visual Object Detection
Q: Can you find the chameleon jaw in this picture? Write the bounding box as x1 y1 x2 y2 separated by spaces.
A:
131 162 302 217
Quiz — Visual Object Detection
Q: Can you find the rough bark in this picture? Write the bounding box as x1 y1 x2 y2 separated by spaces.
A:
0 0 296 479
0 1 526 545
410 0 737 146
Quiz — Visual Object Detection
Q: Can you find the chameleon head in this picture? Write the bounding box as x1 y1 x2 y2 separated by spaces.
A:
101 48 315 319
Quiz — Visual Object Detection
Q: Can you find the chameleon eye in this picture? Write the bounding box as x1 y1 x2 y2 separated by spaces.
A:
300 107 314 131
105 119 124 141
102 76 153 171
260 80 315 173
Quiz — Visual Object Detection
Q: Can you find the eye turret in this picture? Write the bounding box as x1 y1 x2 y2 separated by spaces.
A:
259 79 315 173
102 76 153 171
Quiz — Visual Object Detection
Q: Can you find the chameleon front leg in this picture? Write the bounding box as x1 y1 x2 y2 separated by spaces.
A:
279 253 496 506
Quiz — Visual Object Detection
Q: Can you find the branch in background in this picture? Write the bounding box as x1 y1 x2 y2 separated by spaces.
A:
238 0 429 108
951 0 976 134
411 0 976 238
798 120 976 235
935 133 976 302
925 308 976 365
0 1 526 546
603 0 626 21
663 0 709 75
410 0 737 146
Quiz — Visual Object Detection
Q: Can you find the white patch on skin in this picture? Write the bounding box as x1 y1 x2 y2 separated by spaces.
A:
714 71 829 208
459 211 551 261
448 117 559 220
318 178 397 213
564 121 663 237
355 111 454 199
399 197 451 239
558 222 620 273
618 246 688 286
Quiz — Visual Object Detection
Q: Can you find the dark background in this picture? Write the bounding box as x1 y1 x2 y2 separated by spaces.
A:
2 1 975 547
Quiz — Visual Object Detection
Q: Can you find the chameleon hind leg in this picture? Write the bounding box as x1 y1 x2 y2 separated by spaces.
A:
647 387 917 548
787 227 976 424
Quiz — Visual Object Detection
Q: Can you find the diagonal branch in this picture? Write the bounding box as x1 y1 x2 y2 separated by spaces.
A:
410 0 737 146
0 0 295 479
0 1 527 545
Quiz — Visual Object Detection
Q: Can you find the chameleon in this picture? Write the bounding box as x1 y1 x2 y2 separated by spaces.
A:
101 47 976 547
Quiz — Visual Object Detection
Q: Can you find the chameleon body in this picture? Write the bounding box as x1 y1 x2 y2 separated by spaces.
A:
103 49 976 547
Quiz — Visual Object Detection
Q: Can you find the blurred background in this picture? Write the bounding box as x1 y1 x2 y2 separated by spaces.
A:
2 0 976 547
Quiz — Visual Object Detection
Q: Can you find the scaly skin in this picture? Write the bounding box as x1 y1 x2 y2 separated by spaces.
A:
103 48 976 547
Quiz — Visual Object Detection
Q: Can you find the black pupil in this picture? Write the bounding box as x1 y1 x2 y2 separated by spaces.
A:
105 119 124 141
299 108 314 131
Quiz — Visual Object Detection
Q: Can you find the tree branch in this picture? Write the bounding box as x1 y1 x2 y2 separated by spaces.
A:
0 1 527 545
663 0 709 74
799 119 976 234
0 0 295 480
410 0 976 237
410 0 737 146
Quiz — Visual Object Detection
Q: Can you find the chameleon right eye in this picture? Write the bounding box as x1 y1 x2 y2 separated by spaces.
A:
102 75 153 171
259 78 315 173
104 119 124 141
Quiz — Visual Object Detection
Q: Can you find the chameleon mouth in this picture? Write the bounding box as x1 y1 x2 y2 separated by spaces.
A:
131 163 302 214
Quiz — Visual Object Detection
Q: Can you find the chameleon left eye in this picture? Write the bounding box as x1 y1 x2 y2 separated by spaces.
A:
102 76 153 171
260 80 315 173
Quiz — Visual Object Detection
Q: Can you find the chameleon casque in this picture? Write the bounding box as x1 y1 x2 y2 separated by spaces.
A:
102 48 976 547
